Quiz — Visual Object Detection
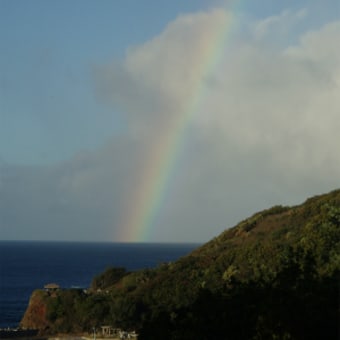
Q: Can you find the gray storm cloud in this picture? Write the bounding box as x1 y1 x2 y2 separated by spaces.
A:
1 9 339 242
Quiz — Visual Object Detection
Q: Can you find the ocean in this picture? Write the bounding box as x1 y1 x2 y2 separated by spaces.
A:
0 241 200 328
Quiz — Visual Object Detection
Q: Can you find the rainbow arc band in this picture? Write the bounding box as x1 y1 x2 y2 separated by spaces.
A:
118 9 236 242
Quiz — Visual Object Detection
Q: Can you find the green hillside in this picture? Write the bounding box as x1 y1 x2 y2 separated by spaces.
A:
21 189 340 339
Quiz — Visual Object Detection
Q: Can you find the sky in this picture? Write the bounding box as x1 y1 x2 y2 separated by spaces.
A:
0 0 339 243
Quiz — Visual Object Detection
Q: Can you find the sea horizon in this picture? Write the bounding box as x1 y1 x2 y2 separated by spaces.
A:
0 239 202 245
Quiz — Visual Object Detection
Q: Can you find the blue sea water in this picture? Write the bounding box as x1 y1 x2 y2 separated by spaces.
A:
0 241 199 328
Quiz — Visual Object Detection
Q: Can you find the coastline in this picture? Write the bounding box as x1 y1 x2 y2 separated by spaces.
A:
1 241 199 329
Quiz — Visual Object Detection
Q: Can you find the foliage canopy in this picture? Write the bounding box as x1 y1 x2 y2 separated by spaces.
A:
22 189 340 339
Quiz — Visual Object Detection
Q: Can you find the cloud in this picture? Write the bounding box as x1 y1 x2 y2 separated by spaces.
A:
94 9 231 133
91 9 340 240
253 8 308 41
1 8 340 242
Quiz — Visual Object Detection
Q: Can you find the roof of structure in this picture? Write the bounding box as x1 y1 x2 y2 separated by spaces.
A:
44 283 60 289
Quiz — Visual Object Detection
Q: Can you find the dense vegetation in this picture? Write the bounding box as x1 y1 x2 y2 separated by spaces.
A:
21 189 340 339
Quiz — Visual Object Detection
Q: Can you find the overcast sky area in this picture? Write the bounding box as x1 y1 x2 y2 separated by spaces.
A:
1 0 339 243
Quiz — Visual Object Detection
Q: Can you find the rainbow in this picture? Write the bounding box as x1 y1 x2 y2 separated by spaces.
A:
118 9 236 242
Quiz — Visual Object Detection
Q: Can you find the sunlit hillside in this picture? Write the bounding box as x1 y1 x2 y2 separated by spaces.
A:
21 189 340 339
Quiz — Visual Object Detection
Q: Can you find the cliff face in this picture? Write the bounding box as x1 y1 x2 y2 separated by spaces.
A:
20 290 50 333
21 288 88 335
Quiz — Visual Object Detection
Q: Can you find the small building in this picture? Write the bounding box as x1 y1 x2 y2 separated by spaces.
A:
100 326 121 337
44 283 60 292
100 326 137 339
